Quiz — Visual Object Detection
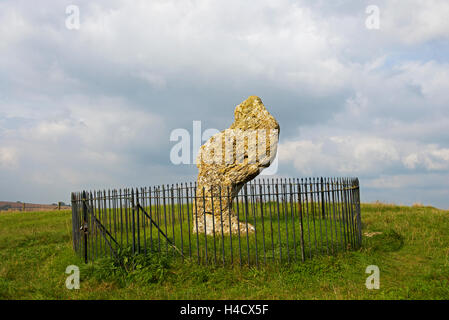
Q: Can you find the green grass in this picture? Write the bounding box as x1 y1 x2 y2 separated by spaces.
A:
1 203 448 299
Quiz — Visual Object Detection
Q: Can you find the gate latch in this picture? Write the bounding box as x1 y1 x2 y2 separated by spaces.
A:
80 222 88 234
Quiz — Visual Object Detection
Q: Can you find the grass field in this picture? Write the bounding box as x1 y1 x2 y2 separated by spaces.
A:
1 203 448 299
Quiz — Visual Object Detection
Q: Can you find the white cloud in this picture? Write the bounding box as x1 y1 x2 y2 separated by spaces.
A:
396 61 449 105
365 172 449 190
0 5 32 50
64 0 350 95
403 153 420 169
279 135 400 176
12 95 166 151
382 0 449 45
405 144 449 171
280 135 449 177
66 96 165 150
279 140 323 176
0 147 17 168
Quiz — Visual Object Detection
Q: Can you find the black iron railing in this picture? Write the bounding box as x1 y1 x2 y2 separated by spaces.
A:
71 177 362 267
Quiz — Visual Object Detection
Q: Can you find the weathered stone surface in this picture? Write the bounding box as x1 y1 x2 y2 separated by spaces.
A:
194 96 280 235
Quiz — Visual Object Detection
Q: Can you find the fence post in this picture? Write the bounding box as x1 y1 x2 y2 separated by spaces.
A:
136 188 141 254
355 178 363 248
297 181 306 262
71 193 77 253
82 191 88 263
320 177 326 219
243 184 251 266
131 189 136 254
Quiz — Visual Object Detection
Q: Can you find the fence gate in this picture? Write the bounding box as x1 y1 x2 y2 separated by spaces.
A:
71 177 362 267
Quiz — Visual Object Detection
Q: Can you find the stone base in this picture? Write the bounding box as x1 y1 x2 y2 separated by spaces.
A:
192 213 255 236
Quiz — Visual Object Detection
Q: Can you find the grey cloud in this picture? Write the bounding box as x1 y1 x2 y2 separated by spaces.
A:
0 0 448 208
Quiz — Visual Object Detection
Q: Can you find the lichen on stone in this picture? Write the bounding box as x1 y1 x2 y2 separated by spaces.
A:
194 96 280 235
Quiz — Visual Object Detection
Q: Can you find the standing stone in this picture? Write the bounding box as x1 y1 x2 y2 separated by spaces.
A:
194 96 280 235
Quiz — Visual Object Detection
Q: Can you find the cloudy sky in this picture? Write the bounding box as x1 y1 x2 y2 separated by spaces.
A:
1 0 448 208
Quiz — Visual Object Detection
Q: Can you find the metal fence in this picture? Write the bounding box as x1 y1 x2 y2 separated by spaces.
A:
71 177 361 267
